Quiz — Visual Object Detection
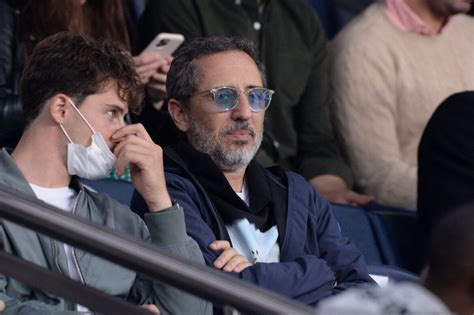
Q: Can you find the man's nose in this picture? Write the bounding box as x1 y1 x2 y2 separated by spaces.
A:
231 94 252 120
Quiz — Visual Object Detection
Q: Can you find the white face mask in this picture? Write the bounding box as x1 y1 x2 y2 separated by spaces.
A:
59 98 117 180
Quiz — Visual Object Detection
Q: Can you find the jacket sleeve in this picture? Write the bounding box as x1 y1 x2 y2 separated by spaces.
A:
163 175 340 306
303 180 375 294
127 205 212 315
0 291 79 315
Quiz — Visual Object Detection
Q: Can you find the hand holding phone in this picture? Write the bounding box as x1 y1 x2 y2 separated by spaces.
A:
134 33 183 93
142 33 185 57
133 53 169 85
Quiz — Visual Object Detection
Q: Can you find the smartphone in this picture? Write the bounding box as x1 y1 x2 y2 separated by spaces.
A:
142 33 185 57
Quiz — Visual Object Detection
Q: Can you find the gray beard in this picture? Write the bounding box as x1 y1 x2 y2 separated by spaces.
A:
187 119 262 172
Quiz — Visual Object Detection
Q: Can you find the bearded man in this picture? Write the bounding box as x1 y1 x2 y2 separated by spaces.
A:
131 37 373 306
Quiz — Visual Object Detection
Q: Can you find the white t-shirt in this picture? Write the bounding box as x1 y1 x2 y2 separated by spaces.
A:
229 182 280 263
30 183 90 312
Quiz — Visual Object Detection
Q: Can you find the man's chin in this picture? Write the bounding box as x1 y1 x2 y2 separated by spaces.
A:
232 139 251 146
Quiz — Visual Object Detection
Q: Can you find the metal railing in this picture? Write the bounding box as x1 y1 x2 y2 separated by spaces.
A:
0 250 152 314
0 186 314 314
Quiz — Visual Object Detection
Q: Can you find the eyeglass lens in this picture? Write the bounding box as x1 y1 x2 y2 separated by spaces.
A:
213 87 272 111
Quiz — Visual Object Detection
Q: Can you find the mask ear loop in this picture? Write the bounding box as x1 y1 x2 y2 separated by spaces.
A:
68 98 97 134
59 124 74 144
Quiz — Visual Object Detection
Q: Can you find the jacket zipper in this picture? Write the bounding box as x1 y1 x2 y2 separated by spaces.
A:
71 190 86 285
52 238 61 274
71 190 89 312
52 230 75 311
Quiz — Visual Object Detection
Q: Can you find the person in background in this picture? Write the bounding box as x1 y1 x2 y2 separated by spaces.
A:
0 0 171 151
316 201 474 315
132 36 374 307
136 0 375 206
417 91 474 263
330 0 474 208
0 32 214 314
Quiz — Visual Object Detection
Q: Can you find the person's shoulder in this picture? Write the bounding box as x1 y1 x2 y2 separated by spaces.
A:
163 156 195 188
164 169 197 190
164 165 203 201
449 12 474 29
82 186 146 231
330 3 401 65
276 0 326 37
163 145 202 189
332 3 392 48
264 166 313 192
278 0 321 20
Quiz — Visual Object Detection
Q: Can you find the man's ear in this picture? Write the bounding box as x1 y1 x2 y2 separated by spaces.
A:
168 99 190 132
49 94 70 124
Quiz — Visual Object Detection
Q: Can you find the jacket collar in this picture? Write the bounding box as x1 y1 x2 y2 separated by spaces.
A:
165 143 278 232
0 148 37 197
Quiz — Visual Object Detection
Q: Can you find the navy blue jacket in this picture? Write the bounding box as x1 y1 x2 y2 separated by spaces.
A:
132 148 373 306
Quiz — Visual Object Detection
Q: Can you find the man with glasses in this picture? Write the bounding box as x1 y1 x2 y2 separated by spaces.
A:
138 0 376 207
131 37 373 306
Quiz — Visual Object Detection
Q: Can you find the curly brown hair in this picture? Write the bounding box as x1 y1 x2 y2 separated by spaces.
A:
21 32 144 127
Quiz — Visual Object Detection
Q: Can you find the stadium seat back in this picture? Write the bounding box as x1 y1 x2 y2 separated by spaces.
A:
81 178 134 207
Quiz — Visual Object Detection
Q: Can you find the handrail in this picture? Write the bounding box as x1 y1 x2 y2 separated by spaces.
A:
0 250 153 314
0 186 314 314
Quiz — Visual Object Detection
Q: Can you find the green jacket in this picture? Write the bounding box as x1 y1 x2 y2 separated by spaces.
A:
138 0 354 186
0 149 211 314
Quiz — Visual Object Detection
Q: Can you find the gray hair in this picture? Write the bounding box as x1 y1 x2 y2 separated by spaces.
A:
166 36 267 104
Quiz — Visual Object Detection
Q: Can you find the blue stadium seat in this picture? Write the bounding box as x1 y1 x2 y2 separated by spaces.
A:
81 178 134 207
331 203 419 282
332 202 419 272
331 203 397 266
367 205 418 272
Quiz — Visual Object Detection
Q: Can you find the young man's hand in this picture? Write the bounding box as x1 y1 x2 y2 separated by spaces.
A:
112 123 172 212
210 240 252 273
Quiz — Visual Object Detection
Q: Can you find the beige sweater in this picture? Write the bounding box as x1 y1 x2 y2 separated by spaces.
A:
330 3 474 208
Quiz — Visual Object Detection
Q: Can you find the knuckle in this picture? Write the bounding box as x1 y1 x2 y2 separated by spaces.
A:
153 145 163 156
